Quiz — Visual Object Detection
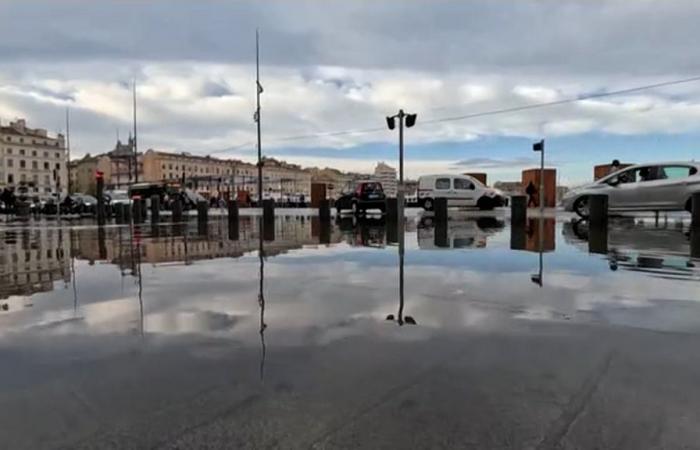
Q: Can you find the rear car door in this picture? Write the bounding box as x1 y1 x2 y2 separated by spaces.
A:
453 177 477 206
645 165 697 209
434 177 453 202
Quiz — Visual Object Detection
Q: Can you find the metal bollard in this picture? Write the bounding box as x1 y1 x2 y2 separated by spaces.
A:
434 197 448 222
263 199 275 223
96 177 105 226
692 192 700 228
114 203 124 224
589 194 608 227
123 202 132 223
171 197 183 223
385 198 398 222
510 195 527 227
319 199 331 222
691 226 700 259
197 200 208 223
150 195 160 224
132 199 144 224
228 200 239 224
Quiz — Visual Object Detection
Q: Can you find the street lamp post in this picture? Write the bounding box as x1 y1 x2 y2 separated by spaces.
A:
386 109 417 219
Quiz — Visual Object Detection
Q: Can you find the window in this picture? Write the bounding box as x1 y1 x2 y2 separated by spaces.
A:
7 174 13 183
55 163 60 170
19 149 25 155
43 151 48 158
659 166 695 180
169 164 173 169
454 178 474 190
435 178 451 189
20 160 25 169
44 175 50 185
6 148 11 154
44 162 49 170
20 174 26 182
19 138 24 143
7 159 12 167
55 152 60 159
31 150 36 157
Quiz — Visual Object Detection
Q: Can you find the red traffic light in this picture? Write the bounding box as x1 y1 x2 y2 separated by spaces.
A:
95 170 104 179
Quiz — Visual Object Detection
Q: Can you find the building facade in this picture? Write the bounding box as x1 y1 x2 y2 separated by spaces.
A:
374 162 397 197
0 119 68 197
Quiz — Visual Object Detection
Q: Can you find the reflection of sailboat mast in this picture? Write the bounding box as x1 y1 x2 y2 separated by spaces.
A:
258 219 267 380
69 230 78 315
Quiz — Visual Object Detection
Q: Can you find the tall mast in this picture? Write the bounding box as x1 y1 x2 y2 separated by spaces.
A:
255 29 263 205
133 79 139 184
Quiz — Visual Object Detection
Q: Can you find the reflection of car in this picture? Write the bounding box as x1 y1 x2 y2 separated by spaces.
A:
417 217 504 249
336 216 387 247
562 162 700 217
335 181 386 215
417 174 507 211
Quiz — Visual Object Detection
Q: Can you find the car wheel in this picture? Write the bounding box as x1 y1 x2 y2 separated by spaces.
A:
477 196 494 211
573 196 590 218
423 198 434 211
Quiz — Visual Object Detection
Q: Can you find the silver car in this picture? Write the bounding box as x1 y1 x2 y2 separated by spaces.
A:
562 161 700 217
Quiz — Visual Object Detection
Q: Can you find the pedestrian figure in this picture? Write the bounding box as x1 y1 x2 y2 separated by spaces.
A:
526 181 538 208
609 159 622 175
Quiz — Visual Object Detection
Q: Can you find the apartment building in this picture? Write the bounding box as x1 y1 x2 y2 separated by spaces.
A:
374 162 397 197
0 119 68 197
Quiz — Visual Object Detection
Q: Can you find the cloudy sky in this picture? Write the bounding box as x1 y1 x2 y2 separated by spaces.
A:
1 0 700 184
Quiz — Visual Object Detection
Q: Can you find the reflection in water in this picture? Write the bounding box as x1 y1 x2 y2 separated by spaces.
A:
385 217 416 326
258 218 268 381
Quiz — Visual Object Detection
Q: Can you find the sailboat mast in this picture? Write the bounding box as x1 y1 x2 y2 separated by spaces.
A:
133 80 139 184
256 30 263 205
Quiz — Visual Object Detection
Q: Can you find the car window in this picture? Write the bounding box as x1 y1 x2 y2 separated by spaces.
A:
362 182 383 194
435 178 451 189
453 178 474 190
614 168 637 184
660 166 694 180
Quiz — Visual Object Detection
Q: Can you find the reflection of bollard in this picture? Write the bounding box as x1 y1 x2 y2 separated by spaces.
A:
319 199 331 222
692 192 700 228
98 226 107 260
150 195 160 224
228 199 239 224
589 194 608 227
171 197 183 223
510 195 527 227
263 218 275 242
386 198 398 222
589 221 608 254
228 218 239 241
133 199 144 224
197 201 208 223
123 202 132 223
263 199 275 223
434 220 449 248
198 219 208 237
691 226 700 259
510 222 526 250
434 197 448 222
319 218 331 244
386 220 398 244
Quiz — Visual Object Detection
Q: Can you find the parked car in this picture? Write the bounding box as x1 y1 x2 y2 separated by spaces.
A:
417 174 507 211
562 162 700 217
335 181 387 215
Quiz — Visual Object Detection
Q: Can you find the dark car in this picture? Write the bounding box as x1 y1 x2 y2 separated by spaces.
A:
335 181 387 215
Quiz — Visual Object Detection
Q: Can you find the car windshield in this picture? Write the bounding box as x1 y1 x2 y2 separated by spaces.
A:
362 182 383 194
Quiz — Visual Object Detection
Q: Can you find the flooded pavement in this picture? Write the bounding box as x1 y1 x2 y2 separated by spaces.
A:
1 215 700 449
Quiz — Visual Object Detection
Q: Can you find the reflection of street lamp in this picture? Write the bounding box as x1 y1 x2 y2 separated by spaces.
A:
385 219 417 326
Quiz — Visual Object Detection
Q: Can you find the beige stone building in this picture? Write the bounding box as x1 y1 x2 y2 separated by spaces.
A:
260 157 311 199
0 119 68 198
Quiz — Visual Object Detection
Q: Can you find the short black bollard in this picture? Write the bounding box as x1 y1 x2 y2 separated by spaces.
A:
114 203 124 224
96 176 105 226
319 199 331 222
386 219 398 244
133 199 144 224
197 200 208 223
263 199 275 223
385 198 398 222
691 226 700 259
692 192 700 228
141 199 148 220
510 195 527 227
123 202 132 223
171 197 183 223
228 200 239 225
434 197 448 222
150 195 160 224
589 194 608 227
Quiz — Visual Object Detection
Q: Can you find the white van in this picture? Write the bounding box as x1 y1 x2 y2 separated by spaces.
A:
417 174 507 211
